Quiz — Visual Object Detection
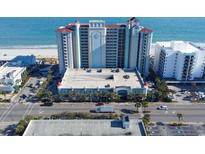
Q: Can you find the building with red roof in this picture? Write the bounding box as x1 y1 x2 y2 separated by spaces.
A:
56 17 153 78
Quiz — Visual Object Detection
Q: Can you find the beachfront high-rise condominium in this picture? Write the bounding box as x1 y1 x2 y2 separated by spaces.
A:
56 17 153 77
154 41 205 81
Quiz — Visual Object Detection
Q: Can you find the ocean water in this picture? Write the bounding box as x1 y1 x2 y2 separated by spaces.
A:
0 17 205 47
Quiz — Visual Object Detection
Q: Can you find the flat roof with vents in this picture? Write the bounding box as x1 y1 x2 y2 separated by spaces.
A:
0 62 26 79
23 119 144 136
58 68 142 89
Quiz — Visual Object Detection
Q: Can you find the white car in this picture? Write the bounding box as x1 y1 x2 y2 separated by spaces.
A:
157 105 168 110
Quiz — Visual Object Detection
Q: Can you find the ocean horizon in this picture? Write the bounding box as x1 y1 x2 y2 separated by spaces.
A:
0 17 205 47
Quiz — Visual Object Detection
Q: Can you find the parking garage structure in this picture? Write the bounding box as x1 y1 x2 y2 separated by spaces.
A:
57 68 148 97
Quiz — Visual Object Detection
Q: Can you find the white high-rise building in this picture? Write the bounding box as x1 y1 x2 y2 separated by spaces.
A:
56 27 74 73
137 28 153 77
56 18 153 77
88 20 106 68
154 41 205 81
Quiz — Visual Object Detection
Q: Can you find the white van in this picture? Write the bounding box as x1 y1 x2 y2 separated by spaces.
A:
157 105 168 110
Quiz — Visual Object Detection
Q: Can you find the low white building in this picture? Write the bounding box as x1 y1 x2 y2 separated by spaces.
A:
0 54 36 66
0 62 26 93
154 41 205 81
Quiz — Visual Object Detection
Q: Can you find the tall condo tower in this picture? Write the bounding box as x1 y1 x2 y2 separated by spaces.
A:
56 17 153 77
88 20 106 68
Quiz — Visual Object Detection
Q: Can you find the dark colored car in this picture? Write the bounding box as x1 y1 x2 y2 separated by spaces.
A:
21 94 27 99
43 102 53 106
95 102 104 106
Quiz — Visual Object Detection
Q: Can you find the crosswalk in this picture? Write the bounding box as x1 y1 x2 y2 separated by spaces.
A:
0 103 17 122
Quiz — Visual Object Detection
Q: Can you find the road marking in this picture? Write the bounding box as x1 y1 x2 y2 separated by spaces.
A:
0 79 34 121
22 103 35 119
0 104 12 121
0 103 17 122
39 111 44 114
27 104 35 115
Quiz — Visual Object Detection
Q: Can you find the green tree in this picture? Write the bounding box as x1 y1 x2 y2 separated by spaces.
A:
142 101 149 112
147 68 157 81
21 70 29 86
110 92 120 102
154 77 171 101
0 91 6 100
135 102 141 112
142 114 151 126
176 113 183 124
43 91 53 101
128 93 145 102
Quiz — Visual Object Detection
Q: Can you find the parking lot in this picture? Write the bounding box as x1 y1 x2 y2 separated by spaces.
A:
17 77 46 103
168 84 205 103
147 122 205 136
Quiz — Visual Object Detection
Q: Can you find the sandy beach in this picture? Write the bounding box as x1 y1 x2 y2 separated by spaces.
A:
0 42 204 61
0 47 58 60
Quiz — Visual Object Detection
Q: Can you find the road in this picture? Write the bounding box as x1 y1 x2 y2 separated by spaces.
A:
0 77 45 122
148 103 205 123
0 76 43 135
0 103 134 122
1 102 205 123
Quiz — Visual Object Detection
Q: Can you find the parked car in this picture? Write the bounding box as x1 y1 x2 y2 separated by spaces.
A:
43 101 53 106
157 105 168 110
21 94 27 99
28 83 33 88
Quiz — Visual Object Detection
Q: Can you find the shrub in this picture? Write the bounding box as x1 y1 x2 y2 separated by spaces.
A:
50 112 119 120
163 97 172 102
15 115 41 136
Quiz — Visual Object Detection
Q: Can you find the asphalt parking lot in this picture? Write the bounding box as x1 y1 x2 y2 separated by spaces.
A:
147 123 205 136
168 84 205 103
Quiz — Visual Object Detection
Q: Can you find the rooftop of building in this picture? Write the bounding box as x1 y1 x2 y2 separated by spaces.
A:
58 68 142 89
157 41 201 53
57 18 139 31
140 27 153 33
0 62 26 79
0 54 36 65
59 23 127 30
89 20 105 23
190 42 205 50
56 26 72 33
23 119 144 136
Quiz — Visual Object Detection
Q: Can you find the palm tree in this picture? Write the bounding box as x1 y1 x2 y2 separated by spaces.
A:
177 113 183 124
127 93 134 102
110 92 120 102
46 91 52 99
93 92 100 102
67 92 76 101
78 93 86 102
142 101 149 112
135 102 141 112
142 114 151 126
84 93 90 102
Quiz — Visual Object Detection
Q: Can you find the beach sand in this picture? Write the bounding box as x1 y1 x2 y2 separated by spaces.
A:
0 42 204 61
0 48 58 60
